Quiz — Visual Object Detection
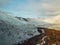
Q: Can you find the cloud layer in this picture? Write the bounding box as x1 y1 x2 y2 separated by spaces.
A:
1 0 60 18
13 0 60 18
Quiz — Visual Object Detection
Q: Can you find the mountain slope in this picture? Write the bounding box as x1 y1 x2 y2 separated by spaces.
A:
0 11 40 45
1 11 60 45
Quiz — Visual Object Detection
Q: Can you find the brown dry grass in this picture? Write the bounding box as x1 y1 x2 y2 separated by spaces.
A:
43 28 60 45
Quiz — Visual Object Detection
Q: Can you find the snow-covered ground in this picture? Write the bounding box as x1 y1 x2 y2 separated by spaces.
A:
0 11 40 45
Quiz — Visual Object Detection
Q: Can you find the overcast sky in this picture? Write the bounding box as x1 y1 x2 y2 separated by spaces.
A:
0 0 60 18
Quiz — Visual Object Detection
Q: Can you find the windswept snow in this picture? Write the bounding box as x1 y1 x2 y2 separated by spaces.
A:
0 11 40 45
23 18 52 28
